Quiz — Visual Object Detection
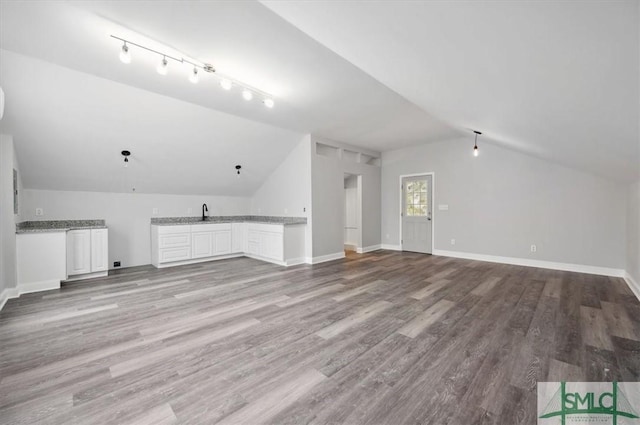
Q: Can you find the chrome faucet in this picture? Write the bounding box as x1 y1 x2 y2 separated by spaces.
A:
202 203 208 221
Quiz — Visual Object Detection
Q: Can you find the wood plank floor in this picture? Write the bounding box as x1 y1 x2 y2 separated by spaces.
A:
1 250 639 424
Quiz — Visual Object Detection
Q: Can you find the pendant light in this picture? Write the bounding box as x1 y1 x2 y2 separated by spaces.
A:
473 131 481 157
119 42 131 64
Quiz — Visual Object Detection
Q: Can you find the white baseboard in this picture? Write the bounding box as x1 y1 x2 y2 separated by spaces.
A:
0 280 61 313
356 244 382 254
285 257 307 266
17 279 61 294
0 288 15 312
154 253 244 268
624 271 640 301
381 244 402 251
308 252 346 264
433 249 624 278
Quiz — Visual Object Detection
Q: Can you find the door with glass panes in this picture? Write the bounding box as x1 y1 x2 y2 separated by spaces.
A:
401 175 432 253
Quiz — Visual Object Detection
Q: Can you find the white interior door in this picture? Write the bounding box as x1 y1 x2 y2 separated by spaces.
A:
402 175 433 254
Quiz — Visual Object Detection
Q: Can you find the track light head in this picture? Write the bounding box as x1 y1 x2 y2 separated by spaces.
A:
220 79 232 90
119 43 131 64
263 98 274 108
189 67 199 84
242 89 253 101
157 57 168 75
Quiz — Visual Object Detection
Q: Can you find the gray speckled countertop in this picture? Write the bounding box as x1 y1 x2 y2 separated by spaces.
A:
16 220 107 234
151 216 307 226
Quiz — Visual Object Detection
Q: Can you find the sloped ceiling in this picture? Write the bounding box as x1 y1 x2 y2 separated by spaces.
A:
1 0 638 196
263 0 640 183
0 0 458 195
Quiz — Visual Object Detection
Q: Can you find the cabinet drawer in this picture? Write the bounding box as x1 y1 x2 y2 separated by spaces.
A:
159 247 191 263
156 225 191 234
191 223 232 232
247 223 284 234
159 233 191 249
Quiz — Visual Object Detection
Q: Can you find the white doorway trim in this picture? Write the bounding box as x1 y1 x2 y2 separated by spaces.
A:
398 172 435 253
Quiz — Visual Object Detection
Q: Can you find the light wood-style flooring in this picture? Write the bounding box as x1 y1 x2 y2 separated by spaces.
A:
1 251 639 424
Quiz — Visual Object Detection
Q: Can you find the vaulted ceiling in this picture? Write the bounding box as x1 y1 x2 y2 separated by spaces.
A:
0 0 638 196
263 0 639 182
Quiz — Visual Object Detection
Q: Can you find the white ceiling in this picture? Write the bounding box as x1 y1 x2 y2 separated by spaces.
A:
263 0 640 183
0 50 303 196
0 1 459 195
0 0 638 196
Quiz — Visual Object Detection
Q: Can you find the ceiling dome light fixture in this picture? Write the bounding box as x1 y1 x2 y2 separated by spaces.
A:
110 35 275 109
220 79 232 90
119 42 131 64
189 67 199 84
473 130 481 157
157 56 169 75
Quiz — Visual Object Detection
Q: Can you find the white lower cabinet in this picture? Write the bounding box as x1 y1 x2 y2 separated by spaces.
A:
246 224 284 262
67 229 91 275
67 228 109 278
191 224 232 259
192 231 214 259
151 222 304 268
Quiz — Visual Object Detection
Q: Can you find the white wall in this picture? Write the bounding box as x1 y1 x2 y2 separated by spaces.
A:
0 134 22 297
312 138 381 258
250 136 311 217
382 138 627 271
627 181 640 287
250 135 312 258
21 190 250 268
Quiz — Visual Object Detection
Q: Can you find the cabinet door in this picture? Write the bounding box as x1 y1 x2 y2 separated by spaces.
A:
90 229 109 272
213 230 232 255
231 223 246 253
261 232 284 261
67 230 91 275
247 230 261 255
192 232 214 258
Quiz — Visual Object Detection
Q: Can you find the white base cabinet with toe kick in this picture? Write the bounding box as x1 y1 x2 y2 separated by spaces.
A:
66 228 109 280
151 222 305 268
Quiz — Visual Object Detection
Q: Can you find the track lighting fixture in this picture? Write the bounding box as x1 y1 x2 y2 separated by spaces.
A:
111 35 275 108
119 42 131 64
473 131 481 157
121 150 131 167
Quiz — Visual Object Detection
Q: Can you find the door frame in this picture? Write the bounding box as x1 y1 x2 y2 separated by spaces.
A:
398 172 435 253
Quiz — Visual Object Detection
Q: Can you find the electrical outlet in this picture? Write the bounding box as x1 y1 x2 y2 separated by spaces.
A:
303 207 306 212
152 208 159 215
530 244 537 253
35 208 43 216
451 238 456 245
113 261 121 267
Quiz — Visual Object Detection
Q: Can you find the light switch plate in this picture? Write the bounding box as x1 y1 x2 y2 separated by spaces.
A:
438 204 449 211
